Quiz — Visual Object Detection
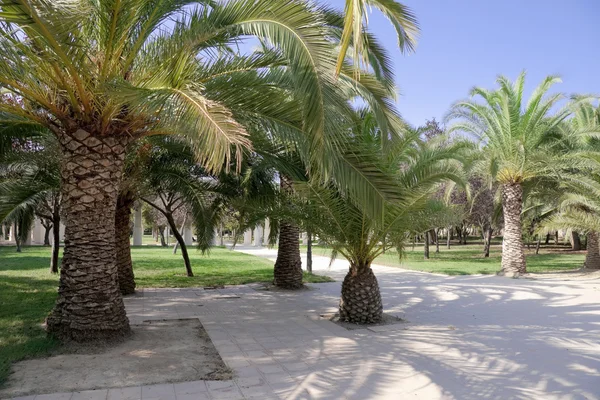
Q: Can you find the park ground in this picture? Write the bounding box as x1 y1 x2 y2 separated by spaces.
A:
0 238 594 398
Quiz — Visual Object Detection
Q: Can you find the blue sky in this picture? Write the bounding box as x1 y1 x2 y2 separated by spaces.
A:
324 0 600 126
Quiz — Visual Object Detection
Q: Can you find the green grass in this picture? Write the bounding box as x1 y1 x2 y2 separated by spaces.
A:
308 242 585 275
0 244 331 386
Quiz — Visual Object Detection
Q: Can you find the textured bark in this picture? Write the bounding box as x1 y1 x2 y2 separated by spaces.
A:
585 232 600 269
339 266 383 324
423 231 430 259
571 231 581 251
273 175 303 289
116 193 136 295
434 229 440 253
447 226 451 249
46 130 131 342
500 183 526 275
535 236 541 255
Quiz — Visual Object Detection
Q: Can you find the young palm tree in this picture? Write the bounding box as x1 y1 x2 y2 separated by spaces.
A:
299 112 465 323
447 72 570 275
0 0 402 341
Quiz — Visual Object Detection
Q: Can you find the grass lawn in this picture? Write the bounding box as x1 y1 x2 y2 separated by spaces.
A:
0 244 330 386
307 240 586 275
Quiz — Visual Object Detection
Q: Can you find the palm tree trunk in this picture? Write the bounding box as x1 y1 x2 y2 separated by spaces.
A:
434 229 440 253
165 213 193 277
274 175 302 289
115 193 136 295
46 130 130 342
447 226 451 249
50 215 60 274
585 231 600 269
339 264 383 324
500 183 526 275
424 231 430 259
535 235 541 255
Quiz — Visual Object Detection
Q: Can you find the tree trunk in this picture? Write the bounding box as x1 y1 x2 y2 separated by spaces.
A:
14 222 22 253
115 193 136 295
483 226 493 258
585 231 600 269
43 221 52 246
500 183 526 275
535 236 541 255
306 229 313 274
158 226 167 247
274 175 303 289
447 226 451 249
165 213 193 277
545 233 550 244
50 215 60 274
424 231 430 259
571 231 581 251
339 266 382 324
434 229 440 253
46 130 130 342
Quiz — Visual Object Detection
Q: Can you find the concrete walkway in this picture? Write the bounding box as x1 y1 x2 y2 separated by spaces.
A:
10 247 600 400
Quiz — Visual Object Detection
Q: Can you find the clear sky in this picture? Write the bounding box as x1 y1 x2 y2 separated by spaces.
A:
324 0 600 127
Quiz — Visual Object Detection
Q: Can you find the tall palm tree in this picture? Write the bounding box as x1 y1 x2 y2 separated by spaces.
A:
299 112 465 322
0 0 402 341
447 72 570 275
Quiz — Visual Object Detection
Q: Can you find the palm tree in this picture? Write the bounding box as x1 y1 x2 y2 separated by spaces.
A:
299 112 465 323
542 100 600 268
336 0 419 75
447 72 571 275
0 0 402 341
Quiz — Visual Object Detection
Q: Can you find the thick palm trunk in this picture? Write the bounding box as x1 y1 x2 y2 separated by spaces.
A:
339 265 383 324
500 183 526 275
585 232 600 269
115 193 136 295
46 130 130 342
423 231 430 259
274 175 302 289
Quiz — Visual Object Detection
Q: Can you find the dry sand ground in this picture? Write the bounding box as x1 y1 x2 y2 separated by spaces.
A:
1 319 230 398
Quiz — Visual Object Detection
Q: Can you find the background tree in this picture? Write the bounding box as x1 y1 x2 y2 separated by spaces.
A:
447 72 570 275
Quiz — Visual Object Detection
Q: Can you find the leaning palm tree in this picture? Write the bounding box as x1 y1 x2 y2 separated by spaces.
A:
0 0 401 341
447 72 571 275
298 112 465 323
